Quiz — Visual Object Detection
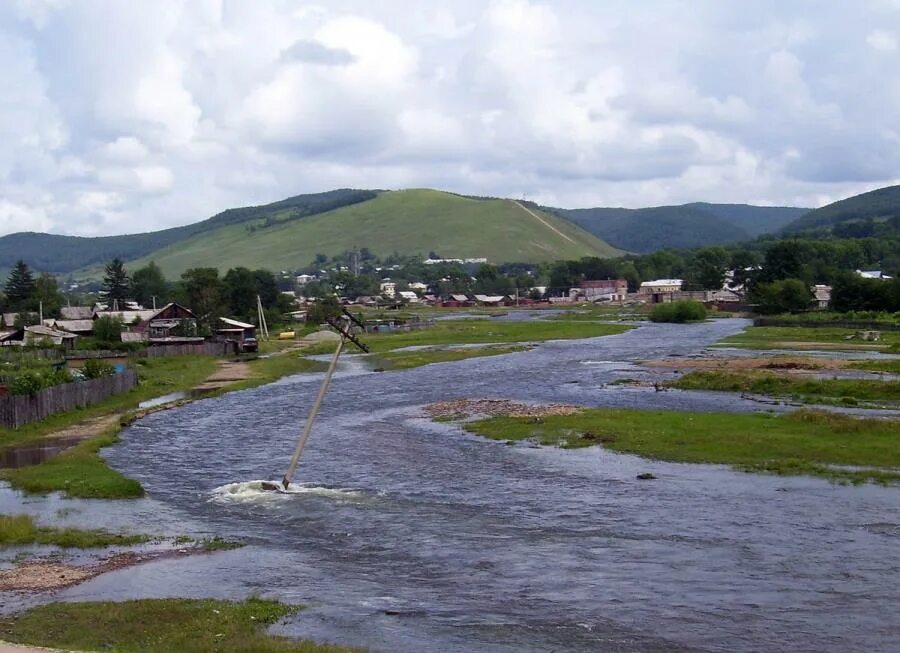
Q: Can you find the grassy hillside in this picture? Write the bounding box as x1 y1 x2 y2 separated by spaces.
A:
783 184 900 235
125 190 621 276
0 189 376 274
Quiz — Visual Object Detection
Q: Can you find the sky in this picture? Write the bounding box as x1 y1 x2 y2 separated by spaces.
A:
1 0 900 237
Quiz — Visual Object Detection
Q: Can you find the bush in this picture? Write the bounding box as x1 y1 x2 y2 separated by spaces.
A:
649 300 708 323
9 368 71 395
82 359 116 380
93 316 124 344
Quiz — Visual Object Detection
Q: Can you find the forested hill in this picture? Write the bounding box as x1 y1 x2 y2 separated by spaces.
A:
0 189 377 274
781 184 900 237
548 202 807 253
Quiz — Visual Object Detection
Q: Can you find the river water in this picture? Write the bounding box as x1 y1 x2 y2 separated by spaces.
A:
10 319 900 652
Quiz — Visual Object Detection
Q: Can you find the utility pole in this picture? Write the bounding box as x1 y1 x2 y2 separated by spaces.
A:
281 310 368 489
256 295 269 340
39 301 43 325
151 295 157 310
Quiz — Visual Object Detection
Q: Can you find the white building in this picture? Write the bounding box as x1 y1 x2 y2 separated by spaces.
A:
856 270 893 280
380 280 397 297
638 279 683 294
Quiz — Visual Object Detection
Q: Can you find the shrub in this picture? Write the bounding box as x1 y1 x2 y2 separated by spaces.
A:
9 368 71 395
93 316 124 344
649 300 708 323
82 359 116 380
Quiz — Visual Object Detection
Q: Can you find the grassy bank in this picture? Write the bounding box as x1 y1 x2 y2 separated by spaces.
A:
371 345 529 371
0 513 148 548
0 598 363 653
0 424 144 498
463 408 900 484
670 369 900 406
237 352 328 388
848 359 900 373
304 319 631 356
717 325 900 352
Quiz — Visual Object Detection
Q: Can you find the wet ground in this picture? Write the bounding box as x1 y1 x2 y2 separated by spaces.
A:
3 319 899 652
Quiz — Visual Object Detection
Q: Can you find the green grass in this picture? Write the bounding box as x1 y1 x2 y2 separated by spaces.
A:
122 189 622 277
462 408 900 484
0 355 218 452
717 326 900 351
0 425 145 498
372 345 529 371
305 319 631 356
0 598 363 653
848 359 900 373
0 513 148 548
234 353 328 389
670 369 900 405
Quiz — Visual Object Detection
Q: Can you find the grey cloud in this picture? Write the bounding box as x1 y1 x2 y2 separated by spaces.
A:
280 40 356 66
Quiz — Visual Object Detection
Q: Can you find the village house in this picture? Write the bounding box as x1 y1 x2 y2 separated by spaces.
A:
44 319 94 335
398 290 420 303
573 279 628 302
856 269 893 280
638 278 683 303
380 280 397 297
813 285 832 309
60 306 94 320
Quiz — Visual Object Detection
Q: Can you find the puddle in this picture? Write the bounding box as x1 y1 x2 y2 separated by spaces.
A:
0 435 84 469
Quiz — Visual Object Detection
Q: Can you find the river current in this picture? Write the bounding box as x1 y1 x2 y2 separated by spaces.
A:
11 320 900 652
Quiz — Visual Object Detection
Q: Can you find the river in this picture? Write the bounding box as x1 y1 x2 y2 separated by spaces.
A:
8 319 900 652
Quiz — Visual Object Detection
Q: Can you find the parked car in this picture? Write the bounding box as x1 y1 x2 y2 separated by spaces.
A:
240 337 258 353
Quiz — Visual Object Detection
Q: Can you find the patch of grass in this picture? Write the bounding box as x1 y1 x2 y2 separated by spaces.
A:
0 514 148 548
462 408 900 484
0 426 145 498
233 353 328 390
0 355 218 452
669 369 900 405
200 536 244 551
0 598 364 653
372 345 529 371
717 325 900 352
847 359 900 374
305 319 631 357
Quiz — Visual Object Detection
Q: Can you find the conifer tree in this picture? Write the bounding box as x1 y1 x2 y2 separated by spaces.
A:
102 258 131 309
4 260 35 309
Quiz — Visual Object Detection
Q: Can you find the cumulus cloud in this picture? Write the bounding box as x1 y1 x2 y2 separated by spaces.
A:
0 0 899 237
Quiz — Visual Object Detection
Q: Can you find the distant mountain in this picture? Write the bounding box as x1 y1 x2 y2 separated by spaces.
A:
685 203 808 238
782 184 900 236
0 189 377 274
548 203 807 253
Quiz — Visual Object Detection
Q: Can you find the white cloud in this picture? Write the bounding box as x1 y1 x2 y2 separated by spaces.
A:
0 0 898 239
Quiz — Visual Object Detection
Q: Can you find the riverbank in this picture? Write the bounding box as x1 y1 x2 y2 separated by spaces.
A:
454 405 900 484
0 598 363 653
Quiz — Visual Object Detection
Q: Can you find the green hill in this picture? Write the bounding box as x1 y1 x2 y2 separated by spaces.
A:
0 189 377 274
548 204 745 253
686 203 808 237
120 189 620 276
782 184 900 236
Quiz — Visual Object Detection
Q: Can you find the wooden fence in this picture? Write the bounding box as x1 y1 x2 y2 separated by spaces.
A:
0 369 139 429
753 318 900 331
144 342 233 358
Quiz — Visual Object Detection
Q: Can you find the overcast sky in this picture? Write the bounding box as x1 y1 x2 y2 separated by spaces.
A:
2 0 900 237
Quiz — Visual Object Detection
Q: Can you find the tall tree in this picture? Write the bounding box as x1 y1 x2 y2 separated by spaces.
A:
102 258 131 309
31 273 63 317
4 260 35 310
177 268 226 332
131 262 168 309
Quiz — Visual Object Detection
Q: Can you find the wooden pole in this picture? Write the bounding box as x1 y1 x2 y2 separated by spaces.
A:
281 335 345 489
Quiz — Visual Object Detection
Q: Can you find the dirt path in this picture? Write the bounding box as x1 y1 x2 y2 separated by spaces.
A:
191 359 253 391
513 201 577 245
0 643 80 653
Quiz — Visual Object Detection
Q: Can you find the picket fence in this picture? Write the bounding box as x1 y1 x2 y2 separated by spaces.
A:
0 369 138 429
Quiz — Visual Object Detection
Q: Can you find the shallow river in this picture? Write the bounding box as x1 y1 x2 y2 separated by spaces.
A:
11 320 900 652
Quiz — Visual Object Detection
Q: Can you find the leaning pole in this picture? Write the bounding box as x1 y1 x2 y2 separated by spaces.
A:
281 311 368 490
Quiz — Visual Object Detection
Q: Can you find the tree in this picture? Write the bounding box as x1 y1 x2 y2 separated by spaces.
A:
751 279 812 315
93 316 124 344
306 295 342 324
4 260 35 310
177 268 226 332
685 247 729 290
131 262 168 309
102 258 131 309
223 267 258 320
31 273 63 316
760 241 804 283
